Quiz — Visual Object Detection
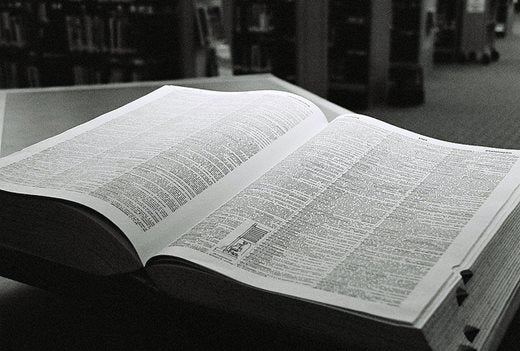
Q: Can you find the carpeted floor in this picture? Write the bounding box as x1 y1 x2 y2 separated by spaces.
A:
365 14 520 150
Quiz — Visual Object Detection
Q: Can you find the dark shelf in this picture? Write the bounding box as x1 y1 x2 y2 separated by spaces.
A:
0 0 183 88
327 0 372 110
232 0 297 84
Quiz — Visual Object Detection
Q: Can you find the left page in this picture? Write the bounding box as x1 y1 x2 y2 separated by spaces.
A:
0 86 327 262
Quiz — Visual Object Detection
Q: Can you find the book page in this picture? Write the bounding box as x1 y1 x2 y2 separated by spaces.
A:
0 86 327 262
160 114 520 323
0 92 5 154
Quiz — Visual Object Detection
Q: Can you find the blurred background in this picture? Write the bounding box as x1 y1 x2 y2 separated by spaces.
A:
0 0 518 112
2 1 520 350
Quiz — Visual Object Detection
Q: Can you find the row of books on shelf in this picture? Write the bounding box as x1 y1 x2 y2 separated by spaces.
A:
65 11 135 54
0 8 27 48
0 1 172 54
0 54 166 88
0 60 39 88
71 58 153 85
64 3 171 54
234 1 296 35
234 44 272 73
233 40 297 79
1 0 167 9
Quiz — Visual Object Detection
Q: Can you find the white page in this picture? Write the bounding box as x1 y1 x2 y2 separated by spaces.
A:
0 86 328 262
0 92 6 155
160 114 520 324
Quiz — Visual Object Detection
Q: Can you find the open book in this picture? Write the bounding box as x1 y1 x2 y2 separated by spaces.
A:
1 86 520 350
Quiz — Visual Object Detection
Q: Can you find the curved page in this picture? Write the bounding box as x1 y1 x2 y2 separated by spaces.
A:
159 114 520 324
0 86 328 262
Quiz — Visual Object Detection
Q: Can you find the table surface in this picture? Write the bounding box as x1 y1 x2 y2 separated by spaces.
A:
0 75 352 350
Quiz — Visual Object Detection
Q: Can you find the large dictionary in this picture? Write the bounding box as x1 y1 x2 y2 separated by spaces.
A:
1 86 520 350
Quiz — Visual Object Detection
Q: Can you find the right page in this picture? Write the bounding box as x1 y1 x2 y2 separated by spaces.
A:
156 114 520 324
